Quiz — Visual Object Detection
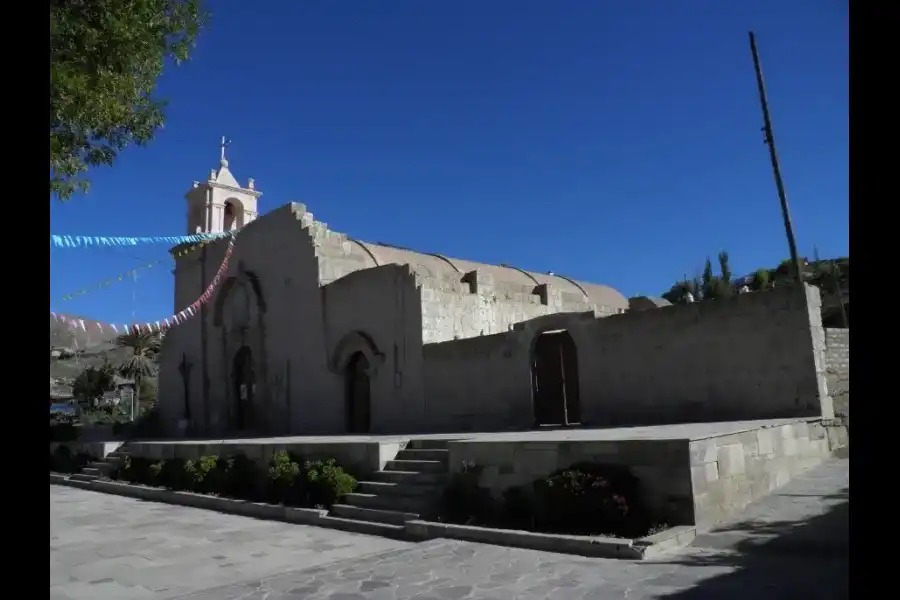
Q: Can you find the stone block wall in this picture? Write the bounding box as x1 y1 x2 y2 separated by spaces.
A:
688 421 835 529
422 285 832 431
824 328 849 426
448 419 846 531
447 438 696 526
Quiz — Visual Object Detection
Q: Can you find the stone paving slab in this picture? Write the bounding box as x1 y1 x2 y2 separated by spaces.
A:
51 457 848 600
50 486 408 600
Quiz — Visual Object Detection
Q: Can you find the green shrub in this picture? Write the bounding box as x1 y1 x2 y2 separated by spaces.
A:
117 456 155 485
184 456 222 494
219 454 264 501
154 458 193 491
440 461 495 525
267 451 303 505
303 459 357 508
532 463 646 537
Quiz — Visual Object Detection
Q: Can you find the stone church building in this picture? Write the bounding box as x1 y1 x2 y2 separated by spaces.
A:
158 157 832 437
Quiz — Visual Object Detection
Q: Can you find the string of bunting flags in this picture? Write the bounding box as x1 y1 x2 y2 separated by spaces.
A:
59 232 229 301
50 238 234 335
50 230 233 249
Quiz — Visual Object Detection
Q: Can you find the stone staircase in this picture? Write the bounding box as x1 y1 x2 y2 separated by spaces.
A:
322 439 454 538
70 446 129 483
62 439 455 540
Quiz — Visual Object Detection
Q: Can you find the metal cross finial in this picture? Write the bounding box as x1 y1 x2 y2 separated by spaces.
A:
220 136 231 163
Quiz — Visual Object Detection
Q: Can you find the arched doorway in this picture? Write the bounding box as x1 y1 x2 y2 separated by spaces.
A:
344 352 371 434
233 346 255 431
531 330 581 427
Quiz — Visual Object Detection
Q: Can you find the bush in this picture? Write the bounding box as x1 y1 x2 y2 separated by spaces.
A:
440 462 495 525
106 451 356 509
219 454 264 501
267 451 303 505
303 459 357 508
155 458 193 491
185 456 222 494
50 423 78 442
118 456 156 485
532 463 646 537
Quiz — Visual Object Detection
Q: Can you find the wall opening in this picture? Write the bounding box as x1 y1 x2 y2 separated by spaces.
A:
531 330 581 427
344 352 372 433
223 201 238 230
232 346 255 431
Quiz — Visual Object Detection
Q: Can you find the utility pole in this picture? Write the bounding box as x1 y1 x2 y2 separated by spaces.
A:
749 31 804 287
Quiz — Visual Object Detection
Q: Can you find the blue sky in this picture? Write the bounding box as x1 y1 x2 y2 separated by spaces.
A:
50 0 848 326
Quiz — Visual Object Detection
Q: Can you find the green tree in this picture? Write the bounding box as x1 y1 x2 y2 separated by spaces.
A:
750 268 771 291
116 330 161 418
701 258 715 299
50 0 208 200
72 364 116 409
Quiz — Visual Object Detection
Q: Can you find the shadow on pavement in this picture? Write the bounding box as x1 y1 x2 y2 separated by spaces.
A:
655 487 848 599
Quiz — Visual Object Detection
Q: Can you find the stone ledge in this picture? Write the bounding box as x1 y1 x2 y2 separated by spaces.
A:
49 475 328 525
403 520 696 560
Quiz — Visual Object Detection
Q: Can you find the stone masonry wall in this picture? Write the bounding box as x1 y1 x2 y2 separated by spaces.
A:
688 420 837 529
448 437 695 526
448 419 845 530
422 285 832 431
824 328 849 426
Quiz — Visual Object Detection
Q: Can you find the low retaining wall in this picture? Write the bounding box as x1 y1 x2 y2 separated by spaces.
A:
447 419 846 530
688 420 837 529
123 440 405 476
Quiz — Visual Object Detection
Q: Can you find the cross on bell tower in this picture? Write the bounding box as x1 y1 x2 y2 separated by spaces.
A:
184 138 263 234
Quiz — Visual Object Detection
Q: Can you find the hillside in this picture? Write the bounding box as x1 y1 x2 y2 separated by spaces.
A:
49 315 141 381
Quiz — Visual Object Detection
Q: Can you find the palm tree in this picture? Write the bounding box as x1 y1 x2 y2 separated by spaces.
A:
116 330 161 420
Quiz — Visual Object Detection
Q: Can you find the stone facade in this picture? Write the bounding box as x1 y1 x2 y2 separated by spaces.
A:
824 328 849 426
158 163 833 438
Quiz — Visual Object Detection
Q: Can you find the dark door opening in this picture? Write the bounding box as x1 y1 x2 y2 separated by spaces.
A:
531 330 581 427
233 346 255 431
345 352 372 434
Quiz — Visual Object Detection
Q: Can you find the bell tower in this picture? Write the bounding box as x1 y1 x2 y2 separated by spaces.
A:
185 137 262 234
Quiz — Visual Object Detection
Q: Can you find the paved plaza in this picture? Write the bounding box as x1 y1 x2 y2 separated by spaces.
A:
51 457 848 600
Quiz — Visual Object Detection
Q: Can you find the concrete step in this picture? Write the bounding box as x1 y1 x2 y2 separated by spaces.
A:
70 473 99 482
107 451 129 459
342 492 435 513
81 467 105 477
357 480 443 496
384 459 446 474
316 515 407 540
371 470 447 486
394 448 448 463
330 504 419 526
406 439 457 450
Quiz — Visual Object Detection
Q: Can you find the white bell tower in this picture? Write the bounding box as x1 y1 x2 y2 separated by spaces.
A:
185 137 262 234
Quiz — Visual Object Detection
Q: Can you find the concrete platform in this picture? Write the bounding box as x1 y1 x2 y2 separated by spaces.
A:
111 417 846 530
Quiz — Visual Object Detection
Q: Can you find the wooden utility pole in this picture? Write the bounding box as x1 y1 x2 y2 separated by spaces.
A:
748 31 804 287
